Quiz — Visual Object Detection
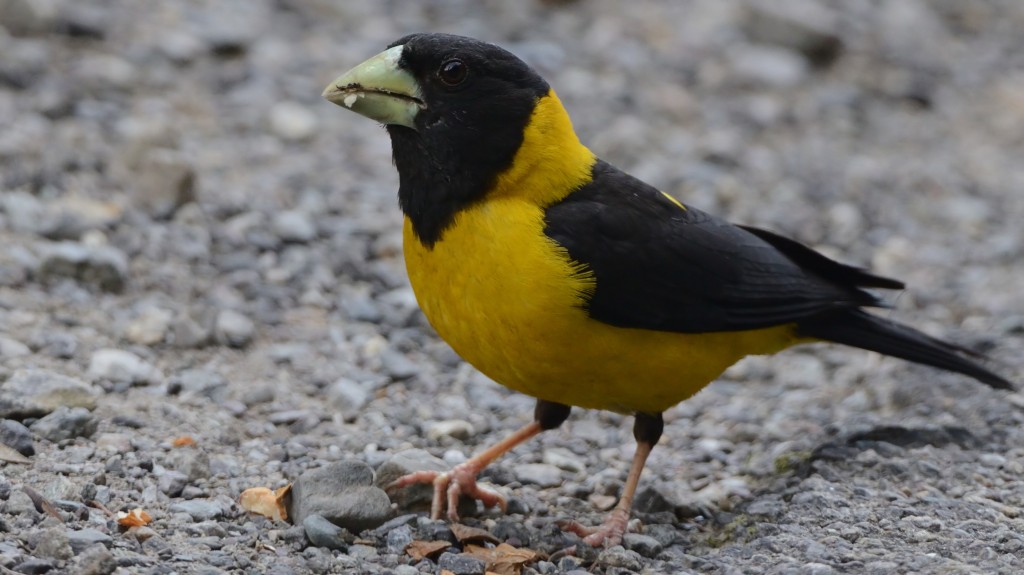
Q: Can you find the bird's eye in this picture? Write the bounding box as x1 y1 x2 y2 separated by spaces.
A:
437 59 468 86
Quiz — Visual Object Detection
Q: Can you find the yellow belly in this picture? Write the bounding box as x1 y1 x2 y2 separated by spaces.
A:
403 198 801 414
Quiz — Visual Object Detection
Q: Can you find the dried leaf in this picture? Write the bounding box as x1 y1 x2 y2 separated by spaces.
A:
405 539 451 561
22 486 63 521
0 443 30 464
464 543 538 575
172 436 196 447
117 508 153 527
450 523 499 545
239 485 290 521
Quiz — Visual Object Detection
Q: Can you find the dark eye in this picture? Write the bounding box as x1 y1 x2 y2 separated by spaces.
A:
438 59 468 86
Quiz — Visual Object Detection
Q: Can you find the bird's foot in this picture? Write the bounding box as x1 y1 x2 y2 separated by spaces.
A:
386 462 506 521
559 508 631 548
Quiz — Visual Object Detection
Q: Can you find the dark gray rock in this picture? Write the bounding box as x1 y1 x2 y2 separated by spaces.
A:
31 525 73 561
71 544 116 575
287 460 392 532
213 309 255 348
31 406 98 442
66 528 113 554
622 533 663 557
0 419 35 456
133 149 196 219
437 552 487 575
167 369 228 402
302 514 348 551
385 524 414 554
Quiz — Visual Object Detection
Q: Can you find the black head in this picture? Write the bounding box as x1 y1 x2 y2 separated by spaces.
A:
324 33 550 246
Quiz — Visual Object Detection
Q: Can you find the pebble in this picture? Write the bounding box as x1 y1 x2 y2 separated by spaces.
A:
31 525 73 561
269 102 318 142
427 419 475 442
36 241 129 292
326 378 370 420
542 448 586 473
133 149 197 219
124 307 173 346
87 349 161 385
596 545 644 571
302 514 348 551
727 45 810 87
272 210 317 243
169 499 226 521
0 368 98 418
66 529 113 554
287 461 392 531
0 419 35 456
437 552 487 575
380 348 420 380
71 544 117 575
213 309 255 348
622 533 663 557
167 368 229 402
0 335 30 358
515 463 563 488
30 406 98 442
385 524 414 554
375 449 475 516
5 488 41 517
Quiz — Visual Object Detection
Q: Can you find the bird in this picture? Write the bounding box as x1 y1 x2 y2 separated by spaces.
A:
322 33 1013 547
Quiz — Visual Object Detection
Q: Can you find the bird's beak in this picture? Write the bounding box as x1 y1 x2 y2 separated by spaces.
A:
322 45 424 130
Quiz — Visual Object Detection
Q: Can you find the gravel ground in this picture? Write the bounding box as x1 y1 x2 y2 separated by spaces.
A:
1 1 1023 574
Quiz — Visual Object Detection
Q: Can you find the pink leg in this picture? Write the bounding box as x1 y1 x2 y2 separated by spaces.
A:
387 421 543 521
561 437 655 547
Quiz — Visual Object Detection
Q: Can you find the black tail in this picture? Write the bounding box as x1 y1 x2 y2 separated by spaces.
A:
797 310 1013 390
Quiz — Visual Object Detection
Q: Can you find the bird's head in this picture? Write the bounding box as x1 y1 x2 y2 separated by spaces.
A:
323 33 592 247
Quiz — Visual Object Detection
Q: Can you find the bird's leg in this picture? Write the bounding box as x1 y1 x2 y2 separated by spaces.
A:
561 411 663 547
387 400 571 521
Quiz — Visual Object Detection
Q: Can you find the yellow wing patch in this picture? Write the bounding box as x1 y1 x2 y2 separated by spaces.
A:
660 191 686 210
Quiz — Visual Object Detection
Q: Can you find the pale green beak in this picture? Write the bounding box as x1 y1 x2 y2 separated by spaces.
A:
322 45 424 130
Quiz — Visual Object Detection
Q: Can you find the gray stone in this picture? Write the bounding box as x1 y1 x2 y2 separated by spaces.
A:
133 149 196 219
13 558 56 575
380 348 419 380
0 336 30 359
5 488 40 517
437 551 487 575
272 210 317 243
426 419 475 441
168 448 211 482
157 468 188 497
0 0 58 35
622 533 663 557
727 45 809 87
326 378 369 420
744 2 842 66
302 514 347 551
0 368 98 418
515 463 563 488
542 448 586 473
0 419 35 456
269 102 318 142
66 529 112 554
37 241 128 292
124 308 173 346
71 544 116 575
31 406 98 442
88 349 161 385
31 525 73 561
167 368 228 402
596 545 644 571
287 461 392 532
169 499 225 521
214 309 255 348
385 524 414 554
35 332 77 358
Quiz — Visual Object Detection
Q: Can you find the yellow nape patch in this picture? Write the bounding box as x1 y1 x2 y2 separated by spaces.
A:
661 191 687 210
489 89 597 206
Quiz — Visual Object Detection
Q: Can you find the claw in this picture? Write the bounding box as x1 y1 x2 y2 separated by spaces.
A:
388 463 506 521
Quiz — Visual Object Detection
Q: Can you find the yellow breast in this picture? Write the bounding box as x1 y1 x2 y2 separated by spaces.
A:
403 201 800 414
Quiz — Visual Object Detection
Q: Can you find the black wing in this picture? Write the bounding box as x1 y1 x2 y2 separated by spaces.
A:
543 160 904 333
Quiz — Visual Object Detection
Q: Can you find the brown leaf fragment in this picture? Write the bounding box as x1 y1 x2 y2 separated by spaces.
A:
239 485 290 521
406 539 451 561
172 435 196 447
0 443 30 464
22 486 63 521
117 508 153 527
464 543 538 575
450 523 499 545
